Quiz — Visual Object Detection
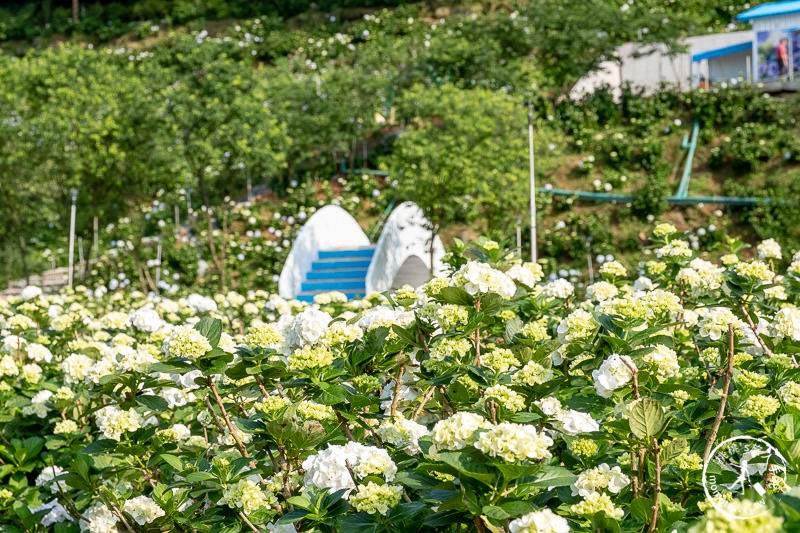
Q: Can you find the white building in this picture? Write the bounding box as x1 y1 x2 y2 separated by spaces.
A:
571 0 800 97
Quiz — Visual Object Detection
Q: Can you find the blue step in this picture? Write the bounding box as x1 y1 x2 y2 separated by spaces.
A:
297 292 366 303
318 248 375 259
311 259 371 270
307 269 368 280
302 280 366 291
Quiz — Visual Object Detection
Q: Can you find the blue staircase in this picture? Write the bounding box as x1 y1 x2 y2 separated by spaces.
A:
296 247 375 303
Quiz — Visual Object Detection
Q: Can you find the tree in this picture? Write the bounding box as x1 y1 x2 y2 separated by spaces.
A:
519 0 686 99
383 84 551 254
0 54 60 284
160 35 290 291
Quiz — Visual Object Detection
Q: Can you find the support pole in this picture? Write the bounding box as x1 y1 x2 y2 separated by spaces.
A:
246 170 252 203
155 238 162 293
93 216 99 260
526 100 538 263
67 189 77 288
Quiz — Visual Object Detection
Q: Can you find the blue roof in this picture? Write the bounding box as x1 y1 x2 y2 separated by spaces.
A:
691 41 752 62
738 0 800 21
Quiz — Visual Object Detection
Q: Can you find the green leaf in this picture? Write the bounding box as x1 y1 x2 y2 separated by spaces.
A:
395 471 439 490
82 439 117 455
480 293 504 316
315 385 348 406
481 505 509 521
389 501 427 521
630 497 653 523
629 398 666 441
528 465 578 487
71 455 91 483
423 510 466 527
504 316 524 344
185 471 216 482
494 463 542 482
137 395 168 412
286 496 312 509
195 317 222 348
234 418 266 434
391 324 420 347
592 511 622 533
160 454 183 470
436 448 495 486
336 513 379 533
498 500 536 517
275 509 310 524
150 361 193 374
438 287 474 306
661 438 688 463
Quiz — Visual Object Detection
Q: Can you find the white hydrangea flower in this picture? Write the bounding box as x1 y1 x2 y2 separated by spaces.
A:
543 278 574 299
535 397 565 419
677 258 723 294
558 410 600 435
26 343 53 363
163 326 212 360
592 354 634 398
509 508 570 533
94 405 142 441
80 502 119 533
20 285 43 301
29 499 73 527
348 482 403 516
185 293 218 313
376 417 430 455
454 261 516 298
128 306 164 332
474 422 553 462
643 344 680 379
218 479 275 515
302 442 396 494
656 240 692 258
757 238 782 260
632 276 654 292
115 347 159 373
2 335 27 353
122 495 165 525
431 412 491 451
35 465 68 494
557 309 596 343
61 353 95 384
586 281 618 302
0 354 18 377
507 262 544 287
22 389 53 418
357 305 414 331
571 463 630 497
697 307 744 341
599 260 627 278
769 307 800 341
291 308 333 346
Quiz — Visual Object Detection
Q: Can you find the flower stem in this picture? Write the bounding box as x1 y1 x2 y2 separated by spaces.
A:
703 323 735 464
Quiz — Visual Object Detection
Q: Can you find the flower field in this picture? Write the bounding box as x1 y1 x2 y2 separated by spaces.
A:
3 226 800 532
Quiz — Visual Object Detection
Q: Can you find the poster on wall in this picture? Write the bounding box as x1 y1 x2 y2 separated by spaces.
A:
793 30 800 75
757 30 791 80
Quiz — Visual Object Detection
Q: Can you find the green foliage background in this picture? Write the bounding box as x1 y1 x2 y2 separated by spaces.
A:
1 0 799 291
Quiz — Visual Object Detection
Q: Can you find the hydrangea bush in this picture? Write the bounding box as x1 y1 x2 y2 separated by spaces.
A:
3 227 800 532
